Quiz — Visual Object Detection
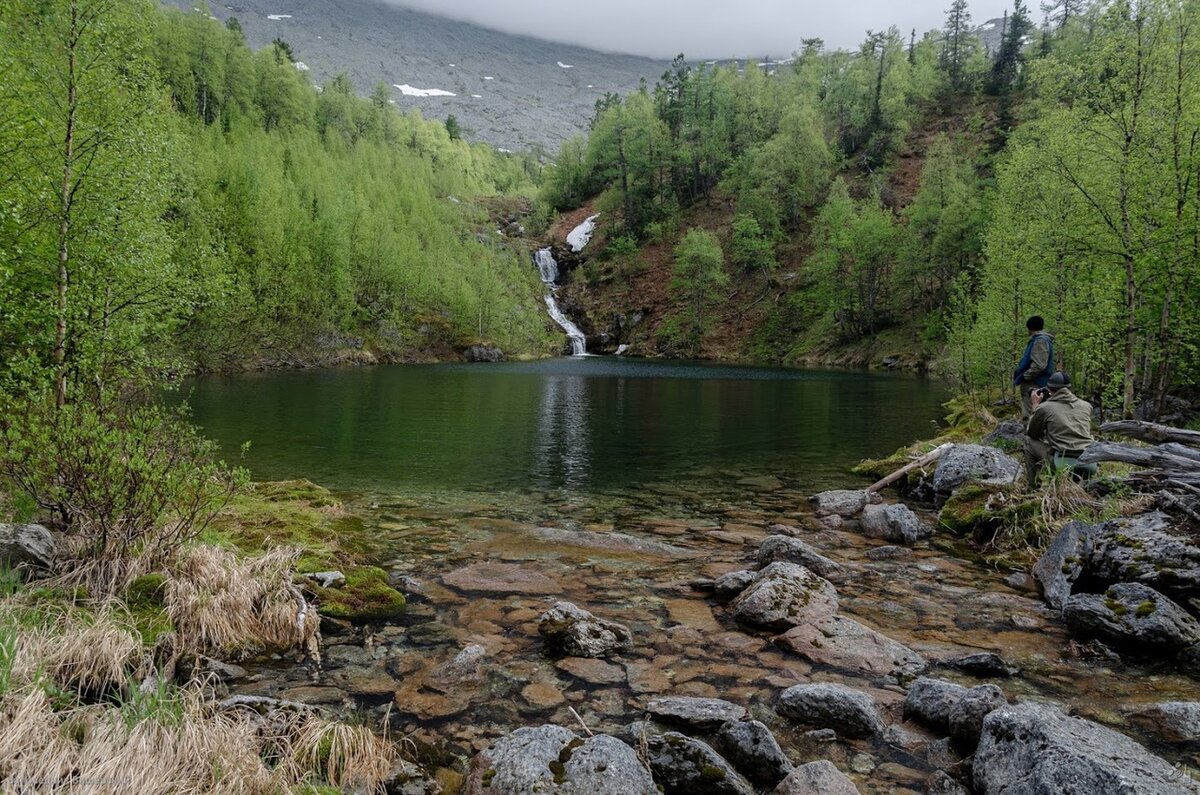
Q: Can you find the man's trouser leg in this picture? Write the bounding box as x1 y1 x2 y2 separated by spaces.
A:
1024 437 1051 486
1020 383 1037 420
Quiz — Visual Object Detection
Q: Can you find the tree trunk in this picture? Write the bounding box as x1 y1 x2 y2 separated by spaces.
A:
55 0 80 410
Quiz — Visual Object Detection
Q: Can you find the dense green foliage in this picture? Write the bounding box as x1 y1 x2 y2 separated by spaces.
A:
0 0 553 401
541 0 1200 417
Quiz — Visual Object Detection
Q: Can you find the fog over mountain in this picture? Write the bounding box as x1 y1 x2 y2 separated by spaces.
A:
381 0 996 58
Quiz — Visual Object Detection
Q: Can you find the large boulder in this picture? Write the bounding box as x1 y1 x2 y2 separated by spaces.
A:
0 523 55 570
1087 513 1200 603
463 344 505 362
973 702 1200 794
1063 583 1200 654
777 615 925 680
539 602 633 658
903 677 969 732
716 719 793 788
758 535 843 578
466 725 656 795
644 696 746 731
859 503 933 544
729 562 839 631
809 490 876 517
776 683 884 738
1128 701 1200 745
772 760 860 794
932 445 1021 494
947 684 1007 749
1032 520 1099 609
645 732 755 795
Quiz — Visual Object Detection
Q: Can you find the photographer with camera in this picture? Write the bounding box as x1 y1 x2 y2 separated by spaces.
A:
1013 316 1055 420
1024 371 1097 487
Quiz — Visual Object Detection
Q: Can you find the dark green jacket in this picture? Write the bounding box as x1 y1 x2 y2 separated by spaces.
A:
1028 388 1094 455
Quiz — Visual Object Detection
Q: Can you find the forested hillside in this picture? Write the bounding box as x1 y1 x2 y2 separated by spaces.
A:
542 0 1200 418
0 0 555 400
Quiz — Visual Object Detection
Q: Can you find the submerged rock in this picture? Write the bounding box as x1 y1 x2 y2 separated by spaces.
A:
465 725 657 795
1064 582 1200 653
443 562 562 595
777 615 925 680
716 719 793 788
772 760 860 794
539 602 633 658
645 732 755 795
644 696 746 731
973 702 1200 794
729 562 839 631
860 503 933 544
809 489 876 517
758 535 844 578
776 683 884 738
931 444 1021 494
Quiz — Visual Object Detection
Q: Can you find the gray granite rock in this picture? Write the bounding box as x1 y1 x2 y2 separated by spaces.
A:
903 677 969 732
1088 512 1200 603
716 719 793 788
645 732 755 795
925 770 970 795
777 615 926 680
772 760 860 794
714 569 757 604
860 503 933 544
932 445 1021 494
1032 520 1099 609
644 696 746 731
777 683 884 738
467 725 657 795
0 523 55 570
758 535 844 578
810 490 876 517
1064 582 1200 653
938 652 1019 678
729 562 839 631
1128 701 1200 745
947 684 1007 749
973 702 1200 794
539 602 633 658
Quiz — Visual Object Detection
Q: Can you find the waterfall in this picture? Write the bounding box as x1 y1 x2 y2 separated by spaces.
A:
534 248 587 356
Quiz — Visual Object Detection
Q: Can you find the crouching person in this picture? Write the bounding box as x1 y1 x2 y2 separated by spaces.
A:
1025 371 1097 486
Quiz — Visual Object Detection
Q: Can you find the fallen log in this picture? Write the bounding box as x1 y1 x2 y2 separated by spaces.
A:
1078 441 1200 472
867 442 953 493
1099 420 1200 448
1160 443 1200 464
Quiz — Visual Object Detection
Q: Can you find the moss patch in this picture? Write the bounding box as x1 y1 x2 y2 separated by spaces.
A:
315 566 406 623
125 574 173 645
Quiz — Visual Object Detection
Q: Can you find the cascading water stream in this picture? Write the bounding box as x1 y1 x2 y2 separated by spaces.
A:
534 248 587 356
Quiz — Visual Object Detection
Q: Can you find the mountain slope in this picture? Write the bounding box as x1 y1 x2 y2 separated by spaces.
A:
170 0 668 150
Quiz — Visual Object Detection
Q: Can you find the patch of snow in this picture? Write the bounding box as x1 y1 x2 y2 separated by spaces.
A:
616 344 630 356
471 94 483 98
294 61 309 71
266 14 291 20
768 70 776 76
587 85 594 89
393 84 456 97
567 214 599 253
484 76 494 80
557 61 574 68
981 22 996 30
496 147 513 153
705 60 718 65
388 99 396 104
449 63 456 67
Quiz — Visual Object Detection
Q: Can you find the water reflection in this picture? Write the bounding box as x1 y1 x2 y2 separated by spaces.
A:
533 374 592 490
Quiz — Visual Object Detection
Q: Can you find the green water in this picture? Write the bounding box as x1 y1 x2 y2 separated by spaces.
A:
181 358 949 494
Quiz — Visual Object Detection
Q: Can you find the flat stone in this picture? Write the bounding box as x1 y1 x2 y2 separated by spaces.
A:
758 535 844 578
664 598 723 632
772 760 860 794
645 696 747 730
810 490 875 517
777 615 925 679
521 682 565 709
556 657 625 685
625 661 672 694
425 644 487 692
777 683 884 738
528 526 695 558
938 652 1019 678
277 686 346 706
442 563 562 595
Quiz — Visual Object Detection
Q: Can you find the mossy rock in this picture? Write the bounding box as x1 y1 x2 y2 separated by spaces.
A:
939 484 1008 534
316 566 406 623
125 573 173 645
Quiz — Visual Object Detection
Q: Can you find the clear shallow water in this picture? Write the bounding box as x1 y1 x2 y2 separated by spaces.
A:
181 357 950 494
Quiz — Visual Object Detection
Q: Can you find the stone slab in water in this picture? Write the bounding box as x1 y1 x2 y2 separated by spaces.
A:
810 490 876 517
528 526 696 558
442 562 562 595
644 696 747 730
860 503 933 545
777 615 925 680
973 702 1200 794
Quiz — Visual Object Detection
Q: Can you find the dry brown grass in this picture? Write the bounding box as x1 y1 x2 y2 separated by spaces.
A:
5 606 146 696
165 545 319 658
287 715 398 790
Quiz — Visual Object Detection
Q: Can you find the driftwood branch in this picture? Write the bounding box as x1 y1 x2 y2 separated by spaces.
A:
867 443 953 493
1078 441 1200 472
1099 420 1200 448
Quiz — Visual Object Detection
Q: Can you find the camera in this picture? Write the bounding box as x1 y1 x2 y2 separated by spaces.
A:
1035 387 1050 400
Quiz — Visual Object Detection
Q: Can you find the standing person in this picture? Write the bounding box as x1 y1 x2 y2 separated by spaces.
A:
1024 371 1096 486
1013 316 1054 419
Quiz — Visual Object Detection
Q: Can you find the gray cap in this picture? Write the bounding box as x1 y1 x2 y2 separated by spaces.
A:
1047 371 1070 390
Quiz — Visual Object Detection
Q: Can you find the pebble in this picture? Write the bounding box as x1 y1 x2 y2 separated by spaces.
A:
850 753 876 774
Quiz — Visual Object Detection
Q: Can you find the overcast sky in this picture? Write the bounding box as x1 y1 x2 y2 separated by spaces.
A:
382 1 998 59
